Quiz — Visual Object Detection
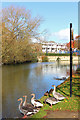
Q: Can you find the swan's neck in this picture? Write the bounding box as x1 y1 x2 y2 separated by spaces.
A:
19 99 23 109
31 95 35 100
21 99 23 105
23 96 27 106
53 86 56 94
25 96 27 104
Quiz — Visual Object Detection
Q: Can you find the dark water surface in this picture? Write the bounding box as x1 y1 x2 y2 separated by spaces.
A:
2 62 78 118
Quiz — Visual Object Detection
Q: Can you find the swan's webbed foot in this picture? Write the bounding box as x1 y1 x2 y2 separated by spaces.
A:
22 115 27 119
49 104 52 108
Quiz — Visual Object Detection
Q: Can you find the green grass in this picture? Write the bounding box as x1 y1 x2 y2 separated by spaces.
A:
31 74 80 118
45 53 76 56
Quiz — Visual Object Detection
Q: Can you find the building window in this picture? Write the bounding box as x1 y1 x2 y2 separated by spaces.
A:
52 48 54 50
42 48 45 50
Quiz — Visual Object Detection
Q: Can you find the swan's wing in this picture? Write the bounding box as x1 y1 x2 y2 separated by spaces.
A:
46 97 59 105
26 103 34 107
22 106 34 112
23 103 33 107
55 92 64 97
46 97 53 103
35 99 42 103
49 97 58 101
22 106 28 110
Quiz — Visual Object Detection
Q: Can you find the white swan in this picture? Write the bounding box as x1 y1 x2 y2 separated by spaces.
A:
23 95 37 109
52 85 65 100
31 93 43 107
44 97 60 108
18 98 39 118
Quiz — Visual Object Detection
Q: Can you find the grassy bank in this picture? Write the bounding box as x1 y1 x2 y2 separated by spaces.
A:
45 53 76 56
31 73 80 118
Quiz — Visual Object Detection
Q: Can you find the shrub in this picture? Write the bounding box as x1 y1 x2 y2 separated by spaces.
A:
42 56 48 62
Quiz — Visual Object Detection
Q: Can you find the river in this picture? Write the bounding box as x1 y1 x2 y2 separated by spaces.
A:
2 61 78 118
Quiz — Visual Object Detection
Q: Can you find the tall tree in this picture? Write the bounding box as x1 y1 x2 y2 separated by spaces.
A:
2 6 43 64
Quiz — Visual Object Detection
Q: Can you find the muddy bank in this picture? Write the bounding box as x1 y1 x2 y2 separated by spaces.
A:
43 110 79 118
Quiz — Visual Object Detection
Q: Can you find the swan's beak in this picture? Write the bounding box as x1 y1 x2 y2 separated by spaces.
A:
52 85 54 87
31 94 34 96
18 98 20 101
23 95 27 97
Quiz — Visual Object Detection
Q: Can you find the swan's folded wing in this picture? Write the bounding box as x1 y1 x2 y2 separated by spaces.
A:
22 106 28 110
26 103 34 108
35 99 42 103
55 92 64 97
49 97 58 101
22 106 34 112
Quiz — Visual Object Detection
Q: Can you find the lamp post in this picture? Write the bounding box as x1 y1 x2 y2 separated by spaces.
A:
70 23 74 97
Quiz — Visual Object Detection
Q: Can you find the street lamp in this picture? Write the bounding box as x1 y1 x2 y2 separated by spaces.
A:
70 23 74 97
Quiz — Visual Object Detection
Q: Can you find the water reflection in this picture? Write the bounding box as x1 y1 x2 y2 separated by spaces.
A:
2 62 78 118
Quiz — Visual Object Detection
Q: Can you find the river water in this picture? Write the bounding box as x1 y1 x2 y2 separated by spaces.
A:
2 61 78 118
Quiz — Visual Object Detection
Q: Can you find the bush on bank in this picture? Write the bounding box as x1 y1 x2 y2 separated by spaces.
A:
42 56 48 62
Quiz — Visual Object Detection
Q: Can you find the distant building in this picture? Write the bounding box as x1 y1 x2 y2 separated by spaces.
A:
42 41 68 53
